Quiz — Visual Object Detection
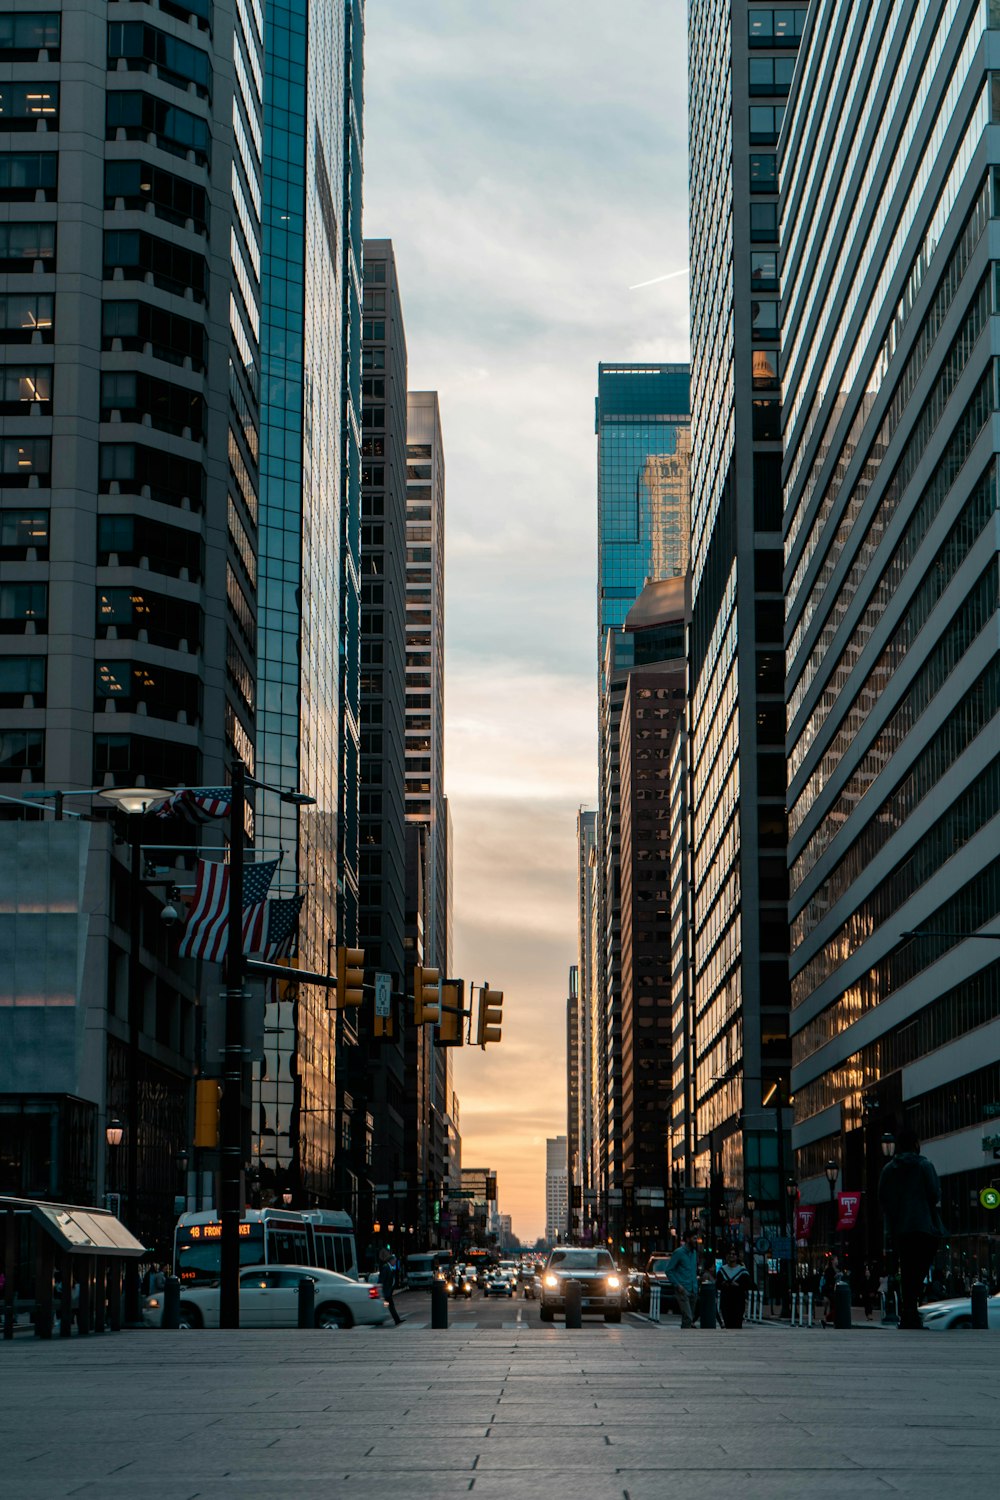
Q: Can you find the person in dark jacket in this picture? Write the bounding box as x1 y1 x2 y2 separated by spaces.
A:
379 1249 403 1325
878 1126 943 1330
716 1248 751 1329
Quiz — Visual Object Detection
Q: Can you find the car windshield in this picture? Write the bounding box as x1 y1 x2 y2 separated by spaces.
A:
549 1251 615 1270
648 1259 671 1273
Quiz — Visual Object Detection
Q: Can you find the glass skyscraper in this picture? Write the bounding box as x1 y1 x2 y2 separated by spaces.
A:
597 365 692 654
782 0 1000 1269
595 363 690 1210
687 1 808 1233
253 0 364 1207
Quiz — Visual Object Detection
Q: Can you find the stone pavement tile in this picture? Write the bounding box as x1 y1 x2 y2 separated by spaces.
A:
617 1471 899 1500
467 1475 629 1500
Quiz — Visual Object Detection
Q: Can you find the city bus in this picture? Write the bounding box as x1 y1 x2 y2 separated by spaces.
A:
173 1208 357 1285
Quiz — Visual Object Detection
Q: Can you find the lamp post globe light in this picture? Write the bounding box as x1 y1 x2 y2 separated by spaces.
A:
105 1117 125 1149
98 787 170 1324
785 1177 798 1315
879 1132 899 1324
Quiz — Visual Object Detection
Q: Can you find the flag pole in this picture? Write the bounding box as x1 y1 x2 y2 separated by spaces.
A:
219 759 246 1330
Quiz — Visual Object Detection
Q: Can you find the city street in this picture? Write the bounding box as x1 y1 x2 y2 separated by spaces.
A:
3 1292 997 1500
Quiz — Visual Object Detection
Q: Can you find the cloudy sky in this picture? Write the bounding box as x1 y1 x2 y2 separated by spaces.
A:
363 0 690 1242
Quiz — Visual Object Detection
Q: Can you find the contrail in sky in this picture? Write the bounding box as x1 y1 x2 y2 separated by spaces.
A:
628 268 690 290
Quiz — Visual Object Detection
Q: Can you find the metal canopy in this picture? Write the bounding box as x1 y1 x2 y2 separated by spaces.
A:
0 1197 147 1258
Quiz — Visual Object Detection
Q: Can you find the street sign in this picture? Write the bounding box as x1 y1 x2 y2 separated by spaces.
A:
682 1187 709 1206
983 1104 1000 1118
980 1187 1000 1210
444 1190 476 1199
393 1179 408 1192
375 972 392 1018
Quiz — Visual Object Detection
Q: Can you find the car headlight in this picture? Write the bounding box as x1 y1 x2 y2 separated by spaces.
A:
446 1283 454 1291
544 1273 558 1288
606 1275 621 1290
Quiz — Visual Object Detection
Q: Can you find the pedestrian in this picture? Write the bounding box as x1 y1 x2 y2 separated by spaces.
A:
716 1247 751 1329
878 1125 944 1330
665 1229 700 1328
378 1249 403 1325
819 1258 837 1328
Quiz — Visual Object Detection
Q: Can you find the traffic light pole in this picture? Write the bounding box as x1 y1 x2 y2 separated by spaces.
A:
220 759 246 1330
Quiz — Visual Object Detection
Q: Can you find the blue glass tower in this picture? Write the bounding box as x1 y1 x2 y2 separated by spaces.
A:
595 361 691 1204
253 0 364 1208
596 363 692 657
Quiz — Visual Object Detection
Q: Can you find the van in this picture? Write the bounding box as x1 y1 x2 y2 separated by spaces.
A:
407 1251 450 1289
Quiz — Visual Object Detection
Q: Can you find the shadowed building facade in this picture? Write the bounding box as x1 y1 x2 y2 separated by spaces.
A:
782 0 1000 1269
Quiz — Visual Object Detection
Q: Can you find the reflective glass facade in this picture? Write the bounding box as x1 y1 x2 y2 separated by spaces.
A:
253 0 364 1206
595 364 690 1207
596 364 691 654
783 0 1000 1265
687 1 808 1225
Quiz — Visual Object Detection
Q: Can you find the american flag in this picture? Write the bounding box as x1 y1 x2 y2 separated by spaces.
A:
262 893 305 1002
152 788 232 824
177 857 279 963
264 894 305 961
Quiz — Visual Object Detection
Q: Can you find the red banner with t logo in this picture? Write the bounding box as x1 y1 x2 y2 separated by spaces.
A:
836 1192 861 1230
795 1206 816 1242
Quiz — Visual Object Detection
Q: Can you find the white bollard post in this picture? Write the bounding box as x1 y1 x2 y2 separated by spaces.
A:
649 1284 661 1323
807 1292 814 1327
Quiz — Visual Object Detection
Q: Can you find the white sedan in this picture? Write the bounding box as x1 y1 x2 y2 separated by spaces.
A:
143 1265 390 1330
920 1293 1000 1330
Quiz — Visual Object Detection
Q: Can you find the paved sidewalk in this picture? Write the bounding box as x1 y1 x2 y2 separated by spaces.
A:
2 1323 997 1499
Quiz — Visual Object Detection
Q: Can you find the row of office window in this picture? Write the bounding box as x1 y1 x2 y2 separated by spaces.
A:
794 657 1000 952
0 83 58 128
792 462 998 888
0 12 59 59
789 366 996 826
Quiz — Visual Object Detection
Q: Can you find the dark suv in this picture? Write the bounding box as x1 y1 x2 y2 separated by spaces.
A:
640 1254 679 1313
539 1247 623 1323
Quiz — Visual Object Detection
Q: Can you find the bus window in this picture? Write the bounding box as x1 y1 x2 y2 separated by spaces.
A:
266 1223 310 1266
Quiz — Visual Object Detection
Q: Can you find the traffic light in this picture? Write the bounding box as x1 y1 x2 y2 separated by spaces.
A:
437 979 465 1047
193 1079 220 1147
414 965 440 1024
476 984 503 1046
336 946 365 1008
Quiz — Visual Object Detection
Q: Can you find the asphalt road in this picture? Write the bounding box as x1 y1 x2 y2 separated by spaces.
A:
395 1284 650 1330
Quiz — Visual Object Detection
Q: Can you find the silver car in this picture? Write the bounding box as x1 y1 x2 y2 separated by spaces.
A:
143 1264 390 1330
919 1293 1000 1330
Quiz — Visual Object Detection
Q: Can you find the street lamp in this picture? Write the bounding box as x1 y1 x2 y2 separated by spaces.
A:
879 1134 898 1323
825 1158 840 1272
106 1117 125 1149
282 1189 293 1207
98 786 170 1323
785 1177 798 1316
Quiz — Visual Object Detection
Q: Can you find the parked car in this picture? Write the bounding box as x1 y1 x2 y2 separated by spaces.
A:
540 1247 623 1323
919 1293 1000 1330
143 1265 390 1330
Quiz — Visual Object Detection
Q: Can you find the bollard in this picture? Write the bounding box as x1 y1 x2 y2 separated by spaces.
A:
297 1276 316 1329
564 1279 582 1329
971 1281 989 1330
162 1275 180 1329
649 1284 661 1323
699 1281 717 1329
807 1292 814 1328
431 1277 449 1329
834 1280 852 1329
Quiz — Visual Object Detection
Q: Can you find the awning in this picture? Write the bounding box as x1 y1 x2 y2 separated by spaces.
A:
0 1197 147 1258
